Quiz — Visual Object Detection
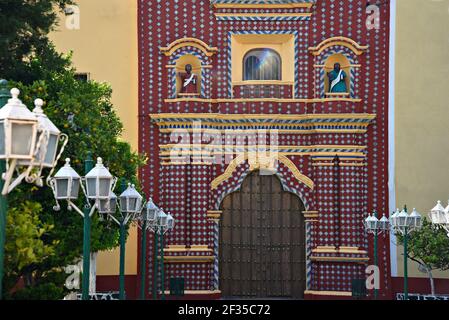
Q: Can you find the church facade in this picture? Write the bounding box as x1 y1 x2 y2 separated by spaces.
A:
138 0 392 299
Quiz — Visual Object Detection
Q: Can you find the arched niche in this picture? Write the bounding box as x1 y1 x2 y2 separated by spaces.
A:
175 54 202 97
309 37 367 99
324 53 350 96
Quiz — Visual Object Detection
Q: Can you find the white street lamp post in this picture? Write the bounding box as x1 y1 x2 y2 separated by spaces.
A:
48 156 116 300
363 206 422 300
140 197 159 300
0 85 67 300
364 211 390 299
149 209 174 300
390 207 422 300
0 89 67 195
104 182 145 300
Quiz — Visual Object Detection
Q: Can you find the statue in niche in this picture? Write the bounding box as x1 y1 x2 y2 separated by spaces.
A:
327 63 348 93
178 64 198 95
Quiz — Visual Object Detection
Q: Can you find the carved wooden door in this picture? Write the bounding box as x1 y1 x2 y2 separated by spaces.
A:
219 171 306 299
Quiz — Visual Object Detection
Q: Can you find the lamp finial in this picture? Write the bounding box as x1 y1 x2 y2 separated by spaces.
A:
33 98 44 113
10 88 19 99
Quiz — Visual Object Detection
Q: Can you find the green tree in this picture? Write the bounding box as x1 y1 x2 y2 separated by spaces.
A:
397 219 449 295
0 1 147 299
0 0 74 83
3 201 57 296
2 67 146 299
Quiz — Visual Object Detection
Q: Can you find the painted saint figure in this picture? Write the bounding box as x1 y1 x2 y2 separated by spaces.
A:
178 64 198 94
327 63 348 93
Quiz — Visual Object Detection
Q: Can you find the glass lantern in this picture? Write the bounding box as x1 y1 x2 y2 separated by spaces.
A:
0 88 38 161
85 157 114 200
397 209 409 229
158 209 168 228
31 99 61 168
52 158 81 200
98 192 117 214
378 215 390 232
145 197 159 223
409 208 422 230
365 214 379 233
119 183 143 214
166 213 174 230
390 209 400 228
429 200 447 225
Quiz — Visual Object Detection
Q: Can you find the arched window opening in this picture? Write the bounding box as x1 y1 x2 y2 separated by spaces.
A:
243 49 281 81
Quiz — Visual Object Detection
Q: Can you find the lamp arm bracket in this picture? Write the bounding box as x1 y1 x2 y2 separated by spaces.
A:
123 214 131 226
67 200 85 218
111 177 118 193
89 201 98 217
2 159 18 195
108 214 121 226
79 178 91 208
443 225 449 233
24 130 49 186
107 207 122 226
5 172 26 195
46 133 69 188
140 200 147 213
136 220 151 231
48 178 62 212
33 130 49 183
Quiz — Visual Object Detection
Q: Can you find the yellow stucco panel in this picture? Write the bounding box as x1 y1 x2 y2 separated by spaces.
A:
49 0 139 276
395 0 449 279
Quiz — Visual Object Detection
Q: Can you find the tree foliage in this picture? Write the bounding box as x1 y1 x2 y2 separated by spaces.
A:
396 219 449 294
2 67 146 299
3 201 56 295
0 1 146 299
0 0 74 83
397 219 449 272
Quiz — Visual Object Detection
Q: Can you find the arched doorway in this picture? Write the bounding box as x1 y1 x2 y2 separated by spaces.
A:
219 171 306 299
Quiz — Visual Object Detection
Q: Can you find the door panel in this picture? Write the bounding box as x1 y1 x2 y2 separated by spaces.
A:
219 171 306 299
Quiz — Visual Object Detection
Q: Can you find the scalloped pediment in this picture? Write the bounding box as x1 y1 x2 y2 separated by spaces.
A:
309 37 369 56
160 38 218 57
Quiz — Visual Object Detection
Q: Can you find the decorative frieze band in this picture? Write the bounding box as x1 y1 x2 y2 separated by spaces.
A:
163 256 215 263
310 246 369 264
163 245 214 264
304 290 352 297
214 13 312 21
150 113 376 135
207 210 222 219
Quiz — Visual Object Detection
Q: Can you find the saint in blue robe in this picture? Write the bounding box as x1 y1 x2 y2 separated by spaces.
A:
328 70 348 93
